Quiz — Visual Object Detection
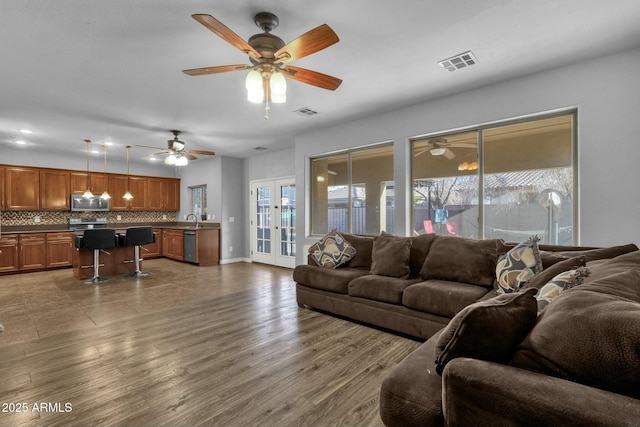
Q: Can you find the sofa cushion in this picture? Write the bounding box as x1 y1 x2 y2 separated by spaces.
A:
583 249 640 283
524 255 587 290
309 230 357 269
495 236 542 293
341 233 374 269
511 270 640 399
535 266 589 314
409 233 437 277
420 236 499 287
292 265 369 294
370 233 412 278
348 275 422 305
434 288 538 375
550 243 638 263
379 330 445 427
403 280 491 318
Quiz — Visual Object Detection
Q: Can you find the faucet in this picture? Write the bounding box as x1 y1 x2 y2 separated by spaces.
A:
186 213 199 228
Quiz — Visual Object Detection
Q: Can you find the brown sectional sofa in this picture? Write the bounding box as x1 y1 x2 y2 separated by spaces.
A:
293 232 640 426
294 233 591 340
380 245 640 427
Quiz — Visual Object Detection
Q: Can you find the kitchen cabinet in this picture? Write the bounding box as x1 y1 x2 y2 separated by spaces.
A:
147 178 180 211
143 228 162 258
46 232 74 267
191 228 220 266
108 175 148 210
0 234 19 273
162 229 184 261
71 172 109 196
40 169 71 210
0 167 5 210
5 167 40 210
19 233 47 270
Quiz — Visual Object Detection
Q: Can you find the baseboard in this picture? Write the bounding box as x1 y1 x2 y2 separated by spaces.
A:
220 257 251 265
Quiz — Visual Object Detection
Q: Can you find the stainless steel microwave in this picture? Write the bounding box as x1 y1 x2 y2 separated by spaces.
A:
70 195 110 212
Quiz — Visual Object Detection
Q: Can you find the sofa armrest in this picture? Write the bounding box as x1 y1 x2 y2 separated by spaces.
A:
442 358 640 427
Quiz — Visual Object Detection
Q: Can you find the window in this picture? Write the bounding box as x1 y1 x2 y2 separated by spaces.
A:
412 112 576 244
189 184 207 217
311 144 394 235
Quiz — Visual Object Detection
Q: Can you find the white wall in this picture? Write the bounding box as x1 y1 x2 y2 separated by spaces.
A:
294 47 640 264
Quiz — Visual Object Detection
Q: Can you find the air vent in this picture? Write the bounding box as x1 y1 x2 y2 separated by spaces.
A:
437 51 478 72
253 146 268 151
293 107 318 117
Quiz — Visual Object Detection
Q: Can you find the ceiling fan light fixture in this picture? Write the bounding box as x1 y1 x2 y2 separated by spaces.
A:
246 70 264 103
270 71 287 104
175 156 189 166
430 147 446 156
164 154 177 165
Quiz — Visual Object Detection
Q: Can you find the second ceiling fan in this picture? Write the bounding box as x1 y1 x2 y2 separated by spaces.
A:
137 130 215 166
182 11 342 105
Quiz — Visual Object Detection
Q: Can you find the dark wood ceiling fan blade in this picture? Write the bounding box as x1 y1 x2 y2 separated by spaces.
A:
192 14 260 58
135 144 166 150
275 24 339 63
188 150 216 156
184 153 198 160
283 66 342 90
183 64 252 76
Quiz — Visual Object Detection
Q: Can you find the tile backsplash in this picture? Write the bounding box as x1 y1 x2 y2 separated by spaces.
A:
0 210 178 226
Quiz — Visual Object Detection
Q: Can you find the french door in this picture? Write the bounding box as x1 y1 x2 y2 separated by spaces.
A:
250 177 296 268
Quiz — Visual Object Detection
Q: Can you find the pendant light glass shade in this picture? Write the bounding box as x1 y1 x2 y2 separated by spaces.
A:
175 156 188 166
83 139 94 199
245 69 264 103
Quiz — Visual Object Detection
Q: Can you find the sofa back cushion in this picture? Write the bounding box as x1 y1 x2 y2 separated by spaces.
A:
370 233 412 278
511 269 640 399
409 233 436 277
342 233 374 268
420 236 499 287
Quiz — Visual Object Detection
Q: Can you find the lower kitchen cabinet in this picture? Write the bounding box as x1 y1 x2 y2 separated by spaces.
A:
0 234 19 273
46 232 75 268
162 229 184 261
143 228 163 258
19 233 47 270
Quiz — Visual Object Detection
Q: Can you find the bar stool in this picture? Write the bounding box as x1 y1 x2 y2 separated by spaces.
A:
75 228 117 284
120 227 155 277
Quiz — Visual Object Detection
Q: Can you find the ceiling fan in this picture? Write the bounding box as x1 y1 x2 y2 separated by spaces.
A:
182 12 342 96
414 137 476 160
136 130 215 166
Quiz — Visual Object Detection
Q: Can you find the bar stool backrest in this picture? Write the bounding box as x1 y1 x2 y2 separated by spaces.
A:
125 227 155 246
82 229 117 250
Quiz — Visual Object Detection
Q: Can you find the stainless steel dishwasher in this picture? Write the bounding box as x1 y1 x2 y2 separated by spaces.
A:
183 230 197 263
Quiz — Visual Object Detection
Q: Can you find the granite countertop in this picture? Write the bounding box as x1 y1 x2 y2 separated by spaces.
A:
1 222 220 235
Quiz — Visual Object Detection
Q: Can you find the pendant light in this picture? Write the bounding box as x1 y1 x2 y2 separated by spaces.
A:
100 144 111 199
123 145 133 200
82 139 94 199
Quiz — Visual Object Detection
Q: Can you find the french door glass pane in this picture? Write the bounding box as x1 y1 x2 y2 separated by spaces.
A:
256 185 271 254
412 131 479 238
280 184 296 257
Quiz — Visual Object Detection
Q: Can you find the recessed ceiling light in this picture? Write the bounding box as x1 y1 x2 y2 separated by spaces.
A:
91 149 100 154
149 156 158 161
104 141 114 146
18 129 34 134
15 140 27 145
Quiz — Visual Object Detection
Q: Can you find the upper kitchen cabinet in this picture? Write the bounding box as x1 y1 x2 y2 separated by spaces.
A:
147 177 180 211
108 175 148 211
40 169 71 210
0 167 5 210
5 167 40 210
70 172 108 195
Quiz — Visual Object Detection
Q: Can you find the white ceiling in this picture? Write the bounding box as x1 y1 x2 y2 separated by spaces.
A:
2 0 640 165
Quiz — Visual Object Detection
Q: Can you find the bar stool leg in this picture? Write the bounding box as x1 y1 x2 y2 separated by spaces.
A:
84 249 109 284
125 245 149 277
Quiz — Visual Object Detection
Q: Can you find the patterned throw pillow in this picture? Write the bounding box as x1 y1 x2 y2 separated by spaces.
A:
309 230 357 269
496 236 542 294
536 267 589 314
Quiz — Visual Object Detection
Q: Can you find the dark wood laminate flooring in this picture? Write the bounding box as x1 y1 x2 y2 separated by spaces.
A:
0 259 421 426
